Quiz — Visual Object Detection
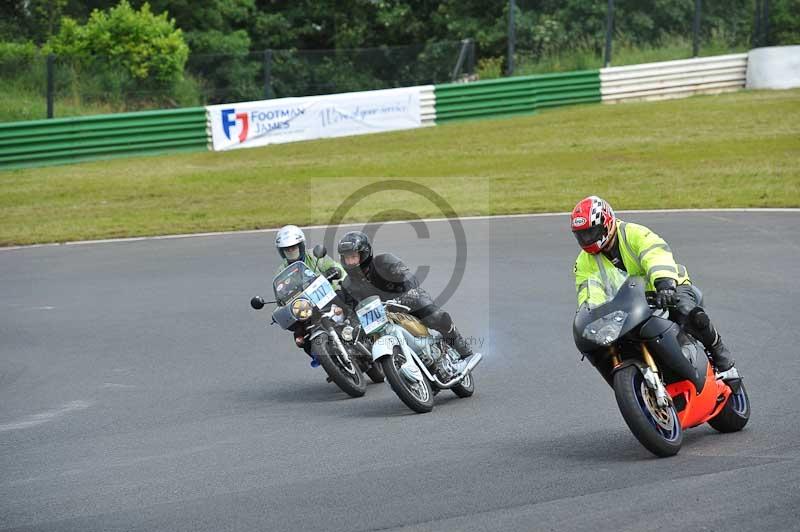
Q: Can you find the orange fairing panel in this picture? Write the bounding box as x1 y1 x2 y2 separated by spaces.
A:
667 363 731 429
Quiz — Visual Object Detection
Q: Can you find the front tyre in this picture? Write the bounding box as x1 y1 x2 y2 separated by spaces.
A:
708 381 750 433
451 372 475 398
380 347 434 413
313 334 366 398
613 365 683 457
365 363 385 384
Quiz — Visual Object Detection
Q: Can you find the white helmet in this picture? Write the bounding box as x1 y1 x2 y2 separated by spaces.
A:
275 225 306 261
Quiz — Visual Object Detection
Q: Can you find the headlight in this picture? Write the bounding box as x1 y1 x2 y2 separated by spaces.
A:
291 298 314 320
341 325 354 341
582 310 627 346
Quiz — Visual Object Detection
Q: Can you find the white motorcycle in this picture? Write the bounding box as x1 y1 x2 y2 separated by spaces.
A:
355 295 483 413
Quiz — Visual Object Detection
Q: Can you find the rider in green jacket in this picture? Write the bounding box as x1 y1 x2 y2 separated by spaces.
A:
570 196 735 373
274 225 347 283
274 225 347 362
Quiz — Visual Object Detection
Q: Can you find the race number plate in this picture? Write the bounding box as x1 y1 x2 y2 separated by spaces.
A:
303 276 336 309
357 297 388 335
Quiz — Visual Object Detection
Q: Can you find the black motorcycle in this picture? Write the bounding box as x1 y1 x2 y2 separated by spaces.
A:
573 270 749 457
251 245 384 397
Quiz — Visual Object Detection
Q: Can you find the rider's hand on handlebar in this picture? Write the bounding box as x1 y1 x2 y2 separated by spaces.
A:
653 278 678 309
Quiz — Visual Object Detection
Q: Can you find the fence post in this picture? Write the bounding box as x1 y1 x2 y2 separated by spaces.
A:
46 54 55 119
507 0 516 76
692 0 701 57
263 49 273 99
753 0 762 47
451 39 472 81
604 0 614 68
468 39 476 75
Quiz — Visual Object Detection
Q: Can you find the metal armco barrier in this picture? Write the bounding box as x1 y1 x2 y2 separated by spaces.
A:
420 86 436 126
600 54 748 103
1 52 773 170
0 108 209 170
434 70 601 123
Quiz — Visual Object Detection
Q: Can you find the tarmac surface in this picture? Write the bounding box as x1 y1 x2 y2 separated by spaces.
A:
1 212 799 531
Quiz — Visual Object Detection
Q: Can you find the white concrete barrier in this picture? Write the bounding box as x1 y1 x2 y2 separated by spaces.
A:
746 46 800 89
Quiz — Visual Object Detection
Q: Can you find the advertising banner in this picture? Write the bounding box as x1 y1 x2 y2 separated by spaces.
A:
207 87 422 151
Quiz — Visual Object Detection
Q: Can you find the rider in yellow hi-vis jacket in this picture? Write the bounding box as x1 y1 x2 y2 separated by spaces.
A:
570 196 734 372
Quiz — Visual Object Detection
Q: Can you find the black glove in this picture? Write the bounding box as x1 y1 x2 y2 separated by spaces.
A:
653 278 677 309
324 267 341 281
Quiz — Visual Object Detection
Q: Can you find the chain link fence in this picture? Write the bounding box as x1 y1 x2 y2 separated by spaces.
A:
0 41 474 121
505 0 765 77
0 1 791 121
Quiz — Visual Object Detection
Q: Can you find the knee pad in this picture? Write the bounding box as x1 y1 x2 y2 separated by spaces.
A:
420 309 453 333
689 307 709 329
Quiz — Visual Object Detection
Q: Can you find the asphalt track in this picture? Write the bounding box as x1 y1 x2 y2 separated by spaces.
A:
1 212 799 532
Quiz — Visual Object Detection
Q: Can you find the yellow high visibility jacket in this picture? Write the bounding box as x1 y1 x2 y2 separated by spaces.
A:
574 220 690 307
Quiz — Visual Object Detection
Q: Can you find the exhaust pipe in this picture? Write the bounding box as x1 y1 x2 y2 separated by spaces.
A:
435 353 483 389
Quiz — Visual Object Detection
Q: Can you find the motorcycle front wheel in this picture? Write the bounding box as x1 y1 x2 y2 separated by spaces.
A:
380 346 434 413
313 334 366 398
613 365 683 457
365 363 385 384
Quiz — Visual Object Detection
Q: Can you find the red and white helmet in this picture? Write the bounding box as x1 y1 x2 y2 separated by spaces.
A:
571 196 616 254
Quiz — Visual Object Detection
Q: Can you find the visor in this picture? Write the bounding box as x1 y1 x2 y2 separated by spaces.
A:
573 224 606 247
337 241 358 253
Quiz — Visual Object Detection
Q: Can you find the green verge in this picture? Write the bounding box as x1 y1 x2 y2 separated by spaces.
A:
1 89 799 246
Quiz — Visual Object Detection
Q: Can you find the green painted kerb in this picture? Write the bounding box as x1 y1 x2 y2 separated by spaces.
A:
0 107 209 170
434 70 601 123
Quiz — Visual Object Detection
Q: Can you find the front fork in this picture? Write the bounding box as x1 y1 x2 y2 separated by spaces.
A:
641 344 670 408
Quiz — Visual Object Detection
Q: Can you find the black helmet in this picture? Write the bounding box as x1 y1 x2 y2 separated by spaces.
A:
337 231 372 271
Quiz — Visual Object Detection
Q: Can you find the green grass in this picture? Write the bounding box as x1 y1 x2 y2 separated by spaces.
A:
1 89 799 246
0 84 118 122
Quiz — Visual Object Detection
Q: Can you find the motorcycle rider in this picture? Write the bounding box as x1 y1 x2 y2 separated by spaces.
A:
335 231 479 371
275 225 347 280
274 225 347 362
570 196 735 373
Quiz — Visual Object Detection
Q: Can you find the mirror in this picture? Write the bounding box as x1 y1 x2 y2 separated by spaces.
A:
250 296 265 310
312 244 327 258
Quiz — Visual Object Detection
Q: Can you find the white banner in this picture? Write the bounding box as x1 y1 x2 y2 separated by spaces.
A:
206 87 423 151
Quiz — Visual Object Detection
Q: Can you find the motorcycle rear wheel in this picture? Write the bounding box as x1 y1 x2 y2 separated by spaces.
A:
381 347 434 413
613 365 683 457
313 334 366 398
708 381 750 433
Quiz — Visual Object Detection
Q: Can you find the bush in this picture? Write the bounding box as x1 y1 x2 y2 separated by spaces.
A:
772 0 800 45
0 41 40 73
44 0 191 106
476 57 504 79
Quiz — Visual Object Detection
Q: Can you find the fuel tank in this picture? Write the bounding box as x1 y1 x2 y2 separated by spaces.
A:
388 312 430 337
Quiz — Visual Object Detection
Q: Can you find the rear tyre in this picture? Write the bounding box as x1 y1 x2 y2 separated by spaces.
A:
313 334 366 398
451 372 475 398
380 347 434 413
708 381 750 433
613 365 683 457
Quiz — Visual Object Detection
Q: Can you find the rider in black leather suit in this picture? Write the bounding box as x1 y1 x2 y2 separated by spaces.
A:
336 231 477 362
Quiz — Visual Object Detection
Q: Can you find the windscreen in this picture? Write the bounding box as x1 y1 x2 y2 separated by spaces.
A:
273 261 318 305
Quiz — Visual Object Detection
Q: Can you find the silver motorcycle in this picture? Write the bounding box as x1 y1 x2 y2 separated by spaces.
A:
355 295 483 413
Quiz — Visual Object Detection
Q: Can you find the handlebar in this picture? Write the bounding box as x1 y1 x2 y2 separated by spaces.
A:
384 299 411 312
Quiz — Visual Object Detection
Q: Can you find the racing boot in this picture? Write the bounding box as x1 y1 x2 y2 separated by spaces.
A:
692 310 735 372
447 325 480 374
709 337 735 373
